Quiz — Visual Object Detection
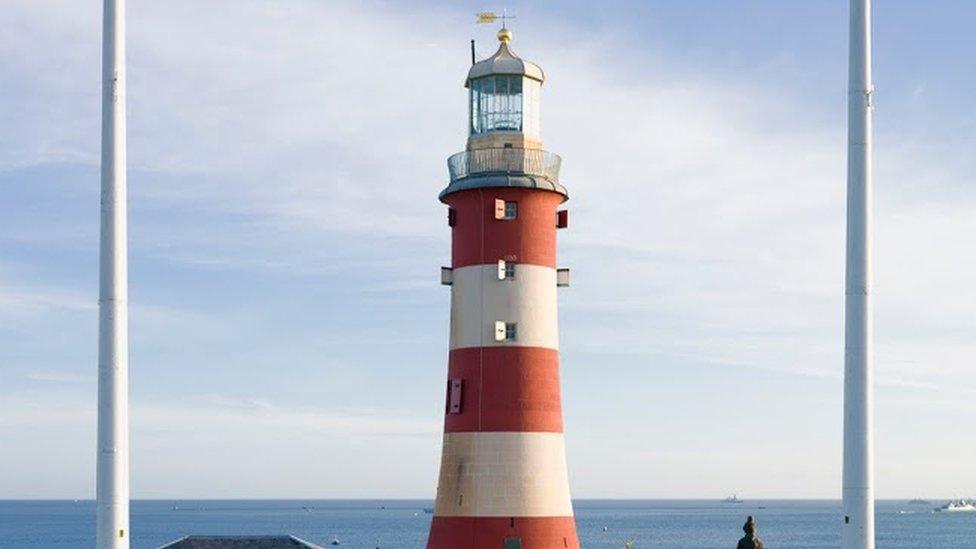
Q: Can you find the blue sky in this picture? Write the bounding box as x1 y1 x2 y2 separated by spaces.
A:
2 0 975 499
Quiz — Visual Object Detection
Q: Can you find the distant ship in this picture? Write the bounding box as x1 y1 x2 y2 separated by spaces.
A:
908 498 929 505
722 495 744 504
935 499 976 512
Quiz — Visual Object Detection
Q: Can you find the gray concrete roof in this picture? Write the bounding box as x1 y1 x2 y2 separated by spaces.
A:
158 535 324 549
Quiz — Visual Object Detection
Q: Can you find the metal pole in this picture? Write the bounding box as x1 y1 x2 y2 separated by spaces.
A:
842 0 873 548
96 0 129 547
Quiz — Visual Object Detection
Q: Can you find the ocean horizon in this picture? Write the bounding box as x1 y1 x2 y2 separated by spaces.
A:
3 498 974 548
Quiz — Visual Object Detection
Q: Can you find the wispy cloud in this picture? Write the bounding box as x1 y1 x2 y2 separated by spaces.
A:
0 280 94 315
25 371 91 384
0 390 439 498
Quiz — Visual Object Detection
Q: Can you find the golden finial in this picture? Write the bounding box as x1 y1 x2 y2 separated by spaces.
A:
497 27 513 43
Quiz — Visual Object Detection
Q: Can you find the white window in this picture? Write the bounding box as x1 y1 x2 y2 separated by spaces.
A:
494 321 518 342
556 268 570 287
494 199 517 220
497 259 515 280
494 198 506 219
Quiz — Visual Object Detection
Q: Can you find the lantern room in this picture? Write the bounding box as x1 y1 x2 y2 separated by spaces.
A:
465 28 545 150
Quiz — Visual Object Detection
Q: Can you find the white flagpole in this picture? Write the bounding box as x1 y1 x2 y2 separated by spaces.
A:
96 0 130 547
842 0 874 548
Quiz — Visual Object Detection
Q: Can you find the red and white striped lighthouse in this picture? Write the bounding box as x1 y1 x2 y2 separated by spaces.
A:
428 27 579 549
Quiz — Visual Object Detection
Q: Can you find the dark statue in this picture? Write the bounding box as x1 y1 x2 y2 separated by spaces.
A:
736 516 764 549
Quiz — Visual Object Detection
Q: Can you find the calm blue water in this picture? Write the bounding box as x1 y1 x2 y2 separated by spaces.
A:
1 499 973 548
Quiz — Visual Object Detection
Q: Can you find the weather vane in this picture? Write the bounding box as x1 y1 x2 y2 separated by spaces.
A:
476 9 516 28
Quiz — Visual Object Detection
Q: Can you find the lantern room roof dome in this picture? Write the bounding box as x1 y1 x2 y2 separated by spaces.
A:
465 28 545 87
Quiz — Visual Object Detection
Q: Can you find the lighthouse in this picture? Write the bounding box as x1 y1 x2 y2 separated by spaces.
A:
427 27 579 549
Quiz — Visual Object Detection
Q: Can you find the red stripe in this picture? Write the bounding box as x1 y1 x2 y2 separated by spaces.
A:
444 347 563 433
447 188 563 269
428 516 579 549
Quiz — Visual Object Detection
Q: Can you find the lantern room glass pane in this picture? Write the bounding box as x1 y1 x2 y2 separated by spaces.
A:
522 79 541 138
470 75 523 134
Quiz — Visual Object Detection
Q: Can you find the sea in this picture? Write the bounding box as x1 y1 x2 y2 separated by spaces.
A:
1 499 973 548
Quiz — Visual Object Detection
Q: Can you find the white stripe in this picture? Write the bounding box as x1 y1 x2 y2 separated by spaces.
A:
449 264 558 350
433 432 574 517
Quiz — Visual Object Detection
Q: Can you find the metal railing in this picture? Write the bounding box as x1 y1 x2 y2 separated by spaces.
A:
447 148 561 183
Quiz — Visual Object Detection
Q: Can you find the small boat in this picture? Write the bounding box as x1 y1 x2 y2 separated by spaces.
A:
722 494 744 504
908 498 929 505
331 537 341 545
935 499 976 512
422 507 434 514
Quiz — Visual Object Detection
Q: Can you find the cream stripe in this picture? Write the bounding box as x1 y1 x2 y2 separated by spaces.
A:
433 432 574 517
449 264 558 350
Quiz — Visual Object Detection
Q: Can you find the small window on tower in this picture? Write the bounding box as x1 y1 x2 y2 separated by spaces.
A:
494 321 518 342
504 201 518 220
494 199 517 220
504 538 522 549
556 268 570 287
497 260 515 280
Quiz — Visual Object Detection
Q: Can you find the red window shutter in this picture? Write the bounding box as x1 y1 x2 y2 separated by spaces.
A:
556 209 569 229
448 378 463 414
